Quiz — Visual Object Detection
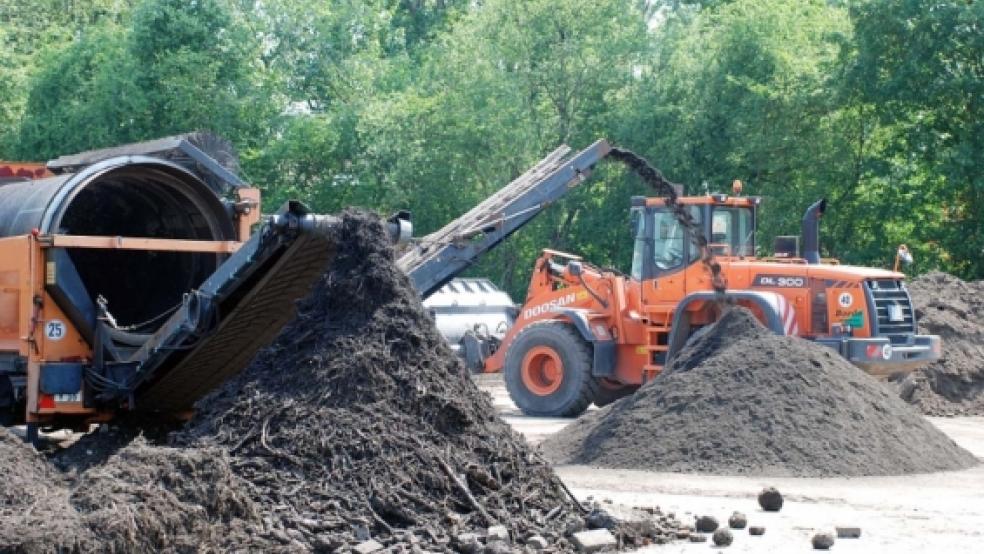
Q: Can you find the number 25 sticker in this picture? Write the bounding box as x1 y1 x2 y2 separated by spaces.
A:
45 319 66 341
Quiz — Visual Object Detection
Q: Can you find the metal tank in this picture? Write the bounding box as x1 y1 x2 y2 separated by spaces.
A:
422 278 517 371
0 156 235 327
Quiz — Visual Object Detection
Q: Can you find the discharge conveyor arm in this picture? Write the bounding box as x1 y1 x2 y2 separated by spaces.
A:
397 139 611 299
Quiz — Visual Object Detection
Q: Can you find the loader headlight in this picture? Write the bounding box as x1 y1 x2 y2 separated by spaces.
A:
881 344 893 360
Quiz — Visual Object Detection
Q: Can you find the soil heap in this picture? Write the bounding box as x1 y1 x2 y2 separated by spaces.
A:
0 428 89 553
541 308 977 477
166 210 590 550
893 272 984 416
3 211 675 553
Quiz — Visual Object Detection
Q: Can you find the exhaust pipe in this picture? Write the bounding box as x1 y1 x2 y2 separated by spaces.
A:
802 199 826 264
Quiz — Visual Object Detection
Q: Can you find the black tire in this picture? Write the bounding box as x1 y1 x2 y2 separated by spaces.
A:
504 322 599 417
593 380 639 407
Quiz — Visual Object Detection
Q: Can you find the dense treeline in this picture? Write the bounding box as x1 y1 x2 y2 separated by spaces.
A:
1 0 980 297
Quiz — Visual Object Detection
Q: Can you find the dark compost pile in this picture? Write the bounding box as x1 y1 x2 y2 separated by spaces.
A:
893 272 984 416
541 308 977 477
166 210 588 550
0 428 89 553
2 211 675 553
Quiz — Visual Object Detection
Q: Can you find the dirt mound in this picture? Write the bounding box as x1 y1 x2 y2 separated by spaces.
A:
893 272 984 416
541 308 977 477
71 439 264 552
0 428 90 553
52 417 178 475
4 211 672 552
162 210 595 550
2 211 679 552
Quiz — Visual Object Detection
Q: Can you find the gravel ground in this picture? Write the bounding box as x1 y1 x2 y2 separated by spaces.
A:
475 373 984 553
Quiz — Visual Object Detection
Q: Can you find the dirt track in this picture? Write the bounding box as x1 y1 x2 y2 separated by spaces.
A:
474 374 984 554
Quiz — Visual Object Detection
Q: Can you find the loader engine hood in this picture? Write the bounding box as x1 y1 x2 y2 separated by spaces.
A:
0 156 235 326
738 260 905 283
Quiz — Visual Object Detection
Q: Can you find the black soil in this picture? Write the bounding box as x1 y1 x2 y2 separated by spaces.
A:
0 429 89 553
541 308 977 477
2 211 644 553
893 272 984 416
166 210 586 550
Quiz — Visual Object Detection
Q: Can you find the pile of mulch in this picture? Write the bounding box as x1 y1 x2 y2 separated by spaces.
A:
164 211 594 550
71 439 265 552
2 211 680 553
541 308 977 477
0 428 90 553
892 272 984 416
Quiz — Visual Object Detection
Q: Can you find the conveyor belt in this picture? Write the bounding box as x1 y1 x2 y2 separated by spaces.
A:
397 140 611 298
134 231 334 412
81 204 408 415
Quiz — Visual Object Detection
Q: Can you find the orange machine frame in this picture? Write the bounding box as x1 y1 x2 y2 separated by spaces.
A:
0 187 260 426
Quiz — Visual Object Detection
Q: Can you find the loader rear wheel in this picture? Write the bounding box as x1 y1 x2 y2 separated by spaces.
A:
504 322 598 417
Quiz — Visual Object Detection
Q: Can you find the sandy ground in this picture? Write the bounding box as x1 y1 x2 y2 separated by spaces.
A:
473 373 984 553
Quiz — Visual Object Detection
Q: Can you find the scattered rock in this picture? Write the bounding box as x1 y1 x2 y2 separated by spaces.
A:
835 526 861 539
758 487 784 512
482 542 512 554
354 539 384 554
585 508 618 530
354 524 372 541
486 525 509 543
455 533 481 553
748 526 765 536
564 519 586 537
695 515 719 532
689 533 707 543
712 528 734 547
621 519 660 537
571 529 617 553
728 512 747 529
812 532 835 550
527 535 549 550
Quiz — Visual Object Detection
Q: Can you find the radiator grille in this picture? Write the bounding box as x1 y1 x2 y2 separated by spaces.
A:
865 279 916 343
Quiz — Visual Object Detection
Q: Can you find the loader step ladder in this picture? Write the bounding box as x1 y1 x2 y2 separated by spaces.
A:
641 309 674 381
397 139 612 299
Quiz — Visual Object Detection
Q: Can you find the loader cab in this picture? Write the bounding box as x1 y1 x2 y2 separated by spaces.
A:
630 194 759 281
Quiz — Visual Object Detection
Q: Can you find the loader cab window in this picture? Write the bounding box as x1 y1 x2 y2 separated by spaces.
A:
709 206 755 257
653 210 686 270
631 206 700 280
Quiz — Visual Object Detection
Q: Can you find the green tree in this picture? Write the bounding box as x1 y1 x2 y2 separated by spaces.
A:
0 0 134 156
350 0 651 294
621 0 924 268
11 0 274 160
844 0 984 278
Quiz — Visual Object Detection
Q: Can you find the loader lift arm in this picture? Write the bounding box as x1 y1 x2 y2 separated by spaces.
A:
397 139 611 298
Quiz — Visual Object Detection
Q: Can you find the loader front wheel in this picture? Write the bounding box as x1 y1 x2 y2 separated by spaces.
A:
504 322 598 417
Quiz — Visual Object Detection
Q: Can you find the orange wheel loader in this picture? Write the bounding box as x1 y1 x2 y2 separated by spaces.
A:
400 140 941 417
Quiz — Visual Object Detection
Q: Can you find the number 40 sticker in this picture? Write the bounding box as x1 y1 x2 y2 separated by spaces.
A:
45 319 67 341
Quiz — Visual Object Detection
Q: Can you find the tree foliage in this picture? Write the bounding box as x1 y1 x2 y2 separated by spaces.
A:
845 0 984 276
0 0 981 296
7 0 274 159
